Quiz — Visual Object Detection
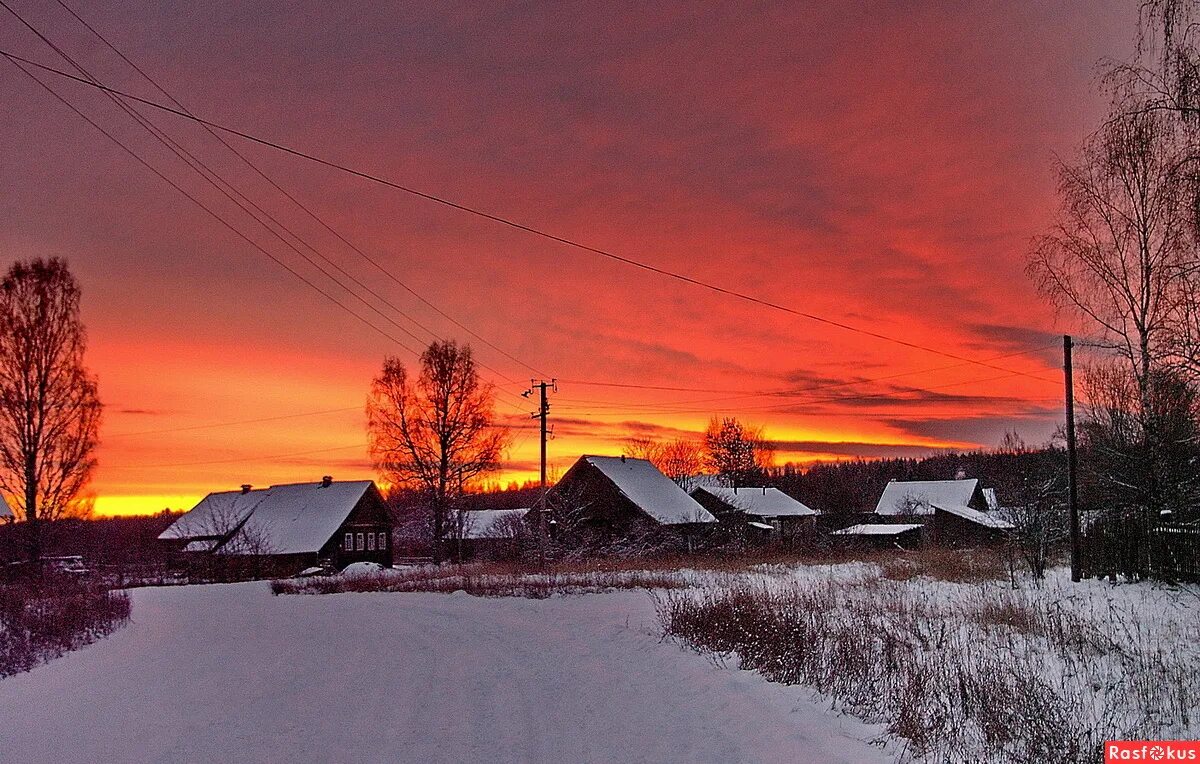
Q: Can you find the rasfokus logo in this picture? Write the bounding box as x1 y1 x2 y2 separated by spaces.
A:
1106 741 1200 762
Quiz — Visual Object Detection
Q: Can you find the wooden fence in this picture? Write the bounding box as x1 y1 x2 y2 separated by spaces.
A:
1081 517 1200 583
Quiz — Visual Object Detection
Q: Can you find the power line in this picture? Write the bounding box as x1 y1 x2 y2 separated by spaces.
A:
105 406 363 438
102 443 368 470
552 371 1057 416
0 48 1059 385
0 6 533 414
50 0 548 381
557 344 1058 409
2 55 428 360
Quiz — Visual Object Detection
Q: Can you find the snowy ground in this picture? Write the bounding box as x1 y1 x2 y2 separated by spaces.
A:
0 582 887 764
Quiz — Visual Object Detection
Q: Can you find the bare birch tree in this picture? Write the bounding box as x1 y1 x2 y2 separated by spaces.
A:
0 259 102 561
366 341 509 563
1027 107 1196 404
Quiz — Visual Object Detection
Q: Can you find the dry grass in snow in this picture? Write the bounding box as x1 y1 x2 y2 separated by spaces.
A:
271 560 688 597
655 564 1199 764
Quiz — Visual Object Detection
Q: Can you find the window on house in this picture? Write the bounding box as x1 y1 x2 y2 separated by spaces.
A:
377 532 387 549
344 533 353 551
356 532 365 551
367 533 376 551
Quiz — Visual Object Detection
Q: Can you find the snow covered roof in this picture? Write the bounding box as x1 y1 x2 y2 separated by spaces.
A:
932 504 1015 530
0 495 13 519
693 486 819 517
582 456 717 525
223 480 375 555
158 489 267 540
875 479 980 516
462 509 530 539
832 523 923 536
747 521 774 531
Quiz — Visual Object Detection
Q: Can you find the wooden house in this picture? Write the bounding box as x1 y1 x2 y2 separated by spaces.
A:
872 479 1012 547
689 485 819 545
158 477 392 574
548 455 717 552
874 479 990 517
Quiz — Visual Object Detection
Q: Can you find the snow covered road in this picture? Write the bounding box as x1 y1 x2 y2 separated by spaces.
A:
0 582 886 764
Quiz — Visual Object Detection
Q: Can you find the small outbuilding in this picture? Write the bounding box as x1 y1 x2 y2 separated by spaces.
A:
831 523 924 549
927 503 1013 547
458 508 531 560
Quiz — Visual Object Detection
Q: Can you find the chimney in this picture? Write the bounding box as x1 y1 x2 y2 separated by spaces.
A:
240 484 252 494
321 475 333 487
620 455 626 463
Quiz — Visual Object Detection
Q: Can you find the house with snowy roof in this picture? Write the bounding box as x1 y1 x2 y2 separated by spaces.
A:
0 495 13 523
689 485 820 545
549 455 717 552
158 476 392 573
872 478 1012 547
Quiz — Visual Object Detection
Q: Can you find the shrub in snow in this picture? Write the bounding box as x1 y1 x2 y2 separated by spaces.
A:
0 575 131 679
339 562 386 578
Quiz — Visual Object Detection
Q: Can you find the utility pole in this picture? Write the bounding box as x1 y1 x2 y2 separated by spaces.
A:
1064 335 1082 582
524 379 556 562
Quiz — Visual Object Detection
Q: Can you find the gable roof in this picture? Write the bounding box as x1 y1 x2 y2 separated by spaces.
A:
157 489 267 541
223 480 376 555
875 479 980 516
693 486 819 517
932 503 1015 530
462 508 530 539
0 495 13 519
581 456 717 525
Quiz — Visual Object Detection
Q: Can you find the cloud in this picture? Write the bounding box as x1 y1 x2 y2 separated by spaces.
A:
769 439 959 460
881 410 1060 448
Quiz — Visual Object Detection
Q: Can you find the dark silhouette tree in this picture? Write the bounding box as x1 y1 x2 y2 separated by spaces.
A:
0 258 102 561
702 417 773 488
622 436 703 487
366 341 509 563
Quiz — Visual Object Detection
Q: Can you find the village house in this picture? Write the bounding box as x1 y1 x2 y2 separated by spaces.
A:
689 485 820 545
0 496 13 524
872 478 1013 547
548 455 717 552
158 477 392 574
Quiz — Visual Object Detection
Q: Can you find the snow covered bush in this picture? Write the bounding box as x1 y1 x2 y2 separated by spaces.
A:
0 575 131 679
656 568 1199 763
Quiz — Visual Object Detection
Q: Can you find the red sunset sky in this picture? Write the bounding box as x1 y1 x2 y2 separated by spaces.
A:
0 1 1135 516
